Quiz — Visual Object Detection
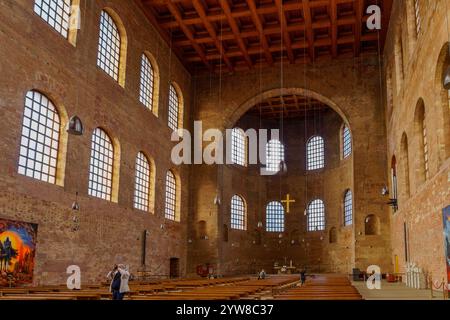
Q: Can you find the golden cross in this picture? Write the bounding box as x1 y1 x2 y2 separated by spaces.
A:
281 194 296 213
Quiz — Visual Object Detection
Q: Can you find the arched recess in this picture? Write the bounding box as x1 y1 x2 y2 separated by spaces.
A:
197 220 207 239
223 224 229 242
329 227 337 244
365 214 380 236
400 133 411 199
413 99 428 185
435 42 450 162
226 88 351 130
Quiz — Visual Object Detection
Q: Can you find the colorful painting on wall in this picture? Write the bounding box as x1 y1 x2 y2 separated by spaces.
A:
0 218 38 286
444 206 450 286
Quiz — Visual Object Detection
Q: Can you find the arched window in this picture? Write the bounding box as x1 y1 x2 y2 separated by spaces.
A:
342 125 352 158
231 128 247 166
231 195 246 230
307 199 325 231
414 0 421 35
164 170 177 221
168 84 181 131
307 136 325 170
343 190 353 226
436 43 450 161
266 139 285 172
139 54 155 111
134 152 151 212
18 91 61 184
266 201 284 232
88 128 114 201
34 0 72 38
97 10 123 82
414 100 428 182
391 155 398 212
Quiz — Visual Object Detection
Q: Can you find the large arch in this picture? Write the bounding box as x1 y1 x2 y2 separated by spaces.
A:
226 88 351 130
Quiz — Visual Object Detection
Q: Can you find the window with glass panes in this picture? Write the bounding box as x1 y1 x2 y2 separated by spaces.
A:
88 128 114 201
231 195 246 230
97 10 121 81
266 201 284 232
134 152 151 212
18 91 60 184
307 136 325 170
266 139 284 172
307 199 325 231
231 128 246 166
139 54 155 110
344 190 353 226
34 0 72 38
165 171 177 220
168 84 179 131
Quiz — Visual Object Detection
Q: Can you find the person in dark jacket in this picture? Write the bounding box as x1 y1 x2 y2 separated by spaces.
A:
300 270 307 286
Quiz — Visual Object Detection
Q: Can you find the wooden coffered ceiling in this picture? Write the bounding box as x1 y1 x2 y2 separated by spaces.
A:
246 94 331 119
138 0 392 73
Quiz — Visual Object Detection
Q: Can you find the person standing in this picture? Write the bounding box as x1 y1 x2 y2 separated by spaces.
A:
109 264 130 300
300 270 307 286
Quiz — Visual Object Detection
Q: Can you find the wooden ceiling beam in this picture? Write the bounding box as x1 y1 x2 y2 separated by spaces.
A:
330 0 338 58
354 0 364 56
247 0 273 66
192 0 234 72
165 1 213 72
274 0 295 64
302 0 315 62
219 0 253 68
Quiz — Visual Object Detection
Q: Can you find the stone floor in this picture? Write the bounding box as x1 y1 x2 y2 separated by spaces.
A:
353 280 447 300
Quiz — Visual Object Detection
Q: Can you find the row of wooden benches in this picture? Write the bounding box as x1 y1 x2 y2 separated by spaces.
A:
274 275 363 300
0 275 300 300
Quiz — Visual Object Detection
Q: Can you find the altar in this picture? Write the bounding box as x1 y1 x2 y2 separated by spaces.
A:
273 260 297 274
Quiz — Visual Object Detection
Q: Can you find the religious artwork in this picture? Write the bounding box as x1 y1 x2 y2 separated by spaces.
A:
443 206 450 285
0 218 38 286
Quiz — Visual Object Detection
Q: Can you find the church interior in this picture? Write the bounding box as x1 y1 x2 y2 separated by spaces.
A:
0 0 449 301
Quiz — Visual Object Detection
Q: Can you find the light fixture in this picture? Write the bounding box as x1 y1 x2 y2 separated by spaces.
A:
71 192 80 211
278 233 283 238
444 65 450 90
214 193 221 206
381 186 389 196
66 116 84 136
257 221 263 228
279 160 288 174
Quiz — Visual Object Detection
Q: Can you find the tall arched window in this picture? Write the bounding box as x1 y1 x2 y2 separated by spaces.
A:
342 125 352 159
391 155 398 212
231 128 247 166
97 10 122 82
414 100 428 182
266 139 284 172
307 199 325 231
343 190 353 226
165 170 177 221
18 91 61 184
34 0 72 38
88 128 114 201
266 201 284 232
168 84 180 131
231 195 246 230
134 152 151 212
139 54 155 111
307 136 325 170
436 43 450 161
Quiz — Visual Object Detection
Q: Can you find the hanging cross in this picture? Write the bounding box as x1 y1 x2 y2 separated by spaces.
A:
281 194 296 213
